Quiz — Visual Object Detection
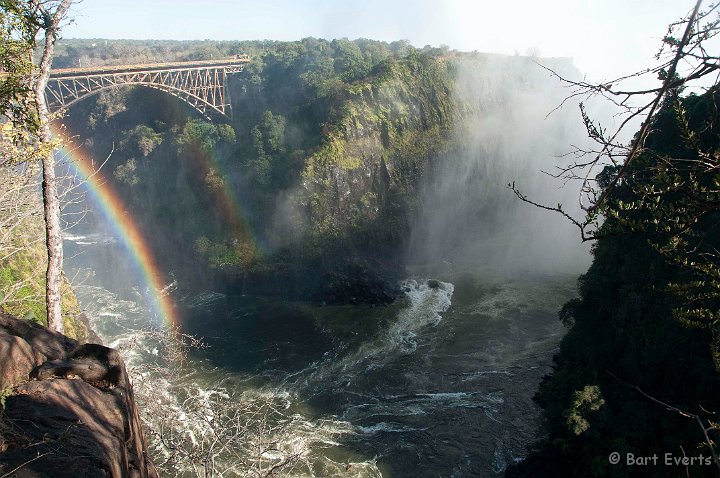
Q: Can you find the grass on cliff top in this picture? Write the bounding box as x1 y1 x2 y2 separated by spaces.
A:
0 204 88 342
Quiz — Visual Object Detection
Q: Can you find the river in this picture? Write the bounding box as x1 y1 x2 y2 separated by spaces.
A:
64 233 575 477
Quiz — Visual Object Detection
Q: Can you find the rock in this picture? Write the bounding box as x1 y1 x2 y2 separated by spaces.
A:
0 331 36 390
427 279 441 289
32 344 124 385
0 310 77 362
0 312 157 478
315 260 400 306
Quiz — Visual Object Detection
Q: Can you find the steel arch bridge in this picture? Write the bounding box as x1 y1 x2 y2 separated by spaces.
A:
46 56 250 120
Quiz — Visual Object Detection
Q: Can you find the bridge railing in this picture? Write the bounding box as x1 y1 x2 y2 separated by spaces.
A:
45 56 251 119
50 55 251 78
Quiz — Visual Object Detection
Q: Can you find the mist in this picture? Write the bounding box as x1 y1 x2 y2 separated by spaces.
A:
407 54 592 278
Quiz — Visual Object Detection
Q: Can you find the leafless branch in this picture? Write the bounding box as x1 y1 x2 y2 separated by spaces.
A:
607 370 720 472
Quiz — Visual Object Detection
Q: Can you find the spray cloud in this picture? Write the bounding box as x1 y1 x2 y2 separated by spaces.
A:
408 54 593 278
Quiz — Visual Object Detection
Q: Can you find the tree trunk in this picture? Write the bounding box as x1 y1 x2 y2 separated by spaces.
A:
32 0 73 333
39 124 63 332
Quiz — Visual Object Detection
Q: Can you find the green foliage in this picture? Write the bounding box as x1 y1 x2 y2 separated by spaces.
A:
510 89 720 478
332 38 371 82
246 110 287 187
178 119 219 152
0 0 40 131
90 88 129 123
0 237 88 341
203 167 225 191
0 385 14 410
194 236 258 270
52 38 462 281
54 38 281 69
178 119 235 154
122 125 163 156
301 53 457 256
114 158 139 186
0 1 58 169
509 229 720 477
565 385 605 435
249 125 270 185
597 92 720 328
258 111 285 154
216 124 236 144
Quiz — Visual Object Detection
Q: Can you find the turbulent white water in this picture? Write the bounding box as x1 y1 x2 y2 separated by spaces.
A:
71 261 463 477
63 232 117 245
66 231 574 477
76 285 360 476
300 279 455 385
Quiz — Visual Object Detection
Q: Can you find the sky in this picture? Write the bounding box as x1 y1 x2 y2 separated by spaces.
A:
62 0 697 82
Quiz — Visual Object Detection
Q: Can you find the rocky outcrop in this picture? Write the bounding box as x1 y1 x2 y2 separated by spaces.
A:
315 260 400 305
0 310 157 478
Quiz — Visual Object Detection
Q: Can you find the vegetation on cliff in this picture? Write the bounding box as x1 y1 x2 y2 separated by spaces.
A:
0 252 88 341
0 166 88 340
0 169 84 338
509 9 720 474
55 38 470 301
0 0 87 339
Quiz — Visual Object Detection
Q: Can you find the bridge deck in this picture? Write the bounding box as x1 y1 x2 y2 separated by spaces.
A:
50 56 250 78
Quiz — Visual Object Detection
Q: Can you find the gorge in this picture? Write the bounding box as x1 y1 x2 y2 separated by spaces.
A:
2 20 719 478
53 39 588 477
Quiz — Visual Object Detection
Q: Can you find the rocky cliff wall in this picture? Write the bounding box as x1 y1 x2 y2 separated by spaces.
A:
0 311 157 478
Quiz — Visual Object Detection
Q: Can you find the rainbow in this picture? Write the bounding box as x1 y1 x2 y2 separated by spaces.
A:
184 141 263 254
55 132 180 327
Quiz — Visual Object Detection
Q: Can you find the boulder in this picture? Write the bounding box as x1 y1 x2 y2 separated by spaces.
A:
0 310 77 362
0 311 157 478
0 331 37 390
315 260 400 305
427 279 441 289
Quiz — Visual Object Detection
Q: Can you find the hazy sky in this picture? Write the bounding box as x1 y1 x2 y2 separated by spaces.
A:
62 0 696 82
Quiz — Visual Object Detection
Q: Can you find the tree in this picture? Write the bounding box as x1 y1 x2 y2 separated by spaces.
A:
506 3 720 470
332 38 370 82
34 0 72 333
512 0 720 323
0 0 73 332
0 0 44 264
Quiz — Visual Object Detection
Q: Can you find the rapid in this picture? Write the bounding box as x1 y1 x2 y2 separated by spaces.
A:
66 232 575 477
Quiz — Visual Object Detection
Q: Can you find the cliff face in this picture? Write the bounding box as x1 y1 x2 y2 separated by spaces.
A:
506 86 720 478
0 311 157 478
299 54 457 258
55 40 581 302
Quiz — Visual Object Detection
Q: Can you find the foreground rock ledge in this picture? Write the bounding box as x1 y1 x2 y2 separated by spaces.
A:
0 311 158 478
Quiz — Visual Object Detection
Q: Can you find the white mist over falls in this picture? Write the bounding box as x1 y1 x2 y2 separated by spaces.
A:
62 54 591 477
409 55 591 277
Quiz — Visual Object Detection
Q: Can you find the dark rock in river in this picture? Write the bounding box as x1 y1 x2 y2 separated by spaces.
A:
315 260 400 305
0 310 157 478
427 279 441 289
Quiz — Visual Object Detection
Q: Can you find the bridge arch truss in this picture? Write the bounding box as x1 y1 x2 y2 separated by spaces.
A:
46 59 249 120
